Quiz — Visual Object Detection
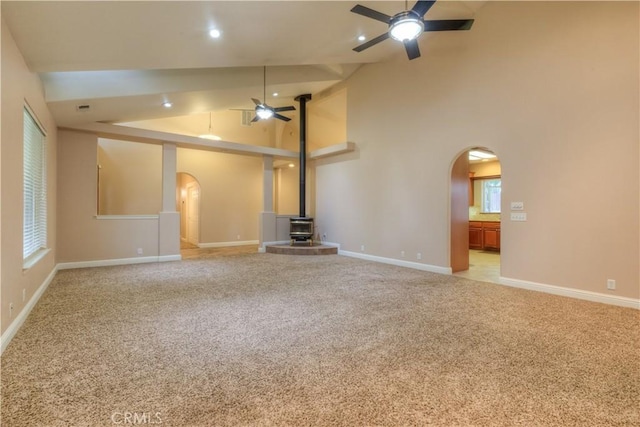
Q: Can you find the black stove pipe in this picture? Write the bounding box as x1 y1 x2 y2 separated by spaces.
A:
294 94 312 218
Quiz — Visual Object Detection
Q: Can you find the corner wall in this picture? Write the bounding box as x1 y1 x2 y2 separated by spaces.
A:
315 1 639 300
1 18 58 336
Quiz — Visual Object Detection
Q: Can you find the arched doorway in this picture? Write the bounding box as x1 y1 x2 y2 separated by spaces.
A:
177 172 200 248
450 148 502 283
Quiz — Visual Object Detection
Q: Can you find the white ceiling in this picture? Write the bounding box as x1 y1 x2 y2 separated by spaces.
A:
2 1 485 127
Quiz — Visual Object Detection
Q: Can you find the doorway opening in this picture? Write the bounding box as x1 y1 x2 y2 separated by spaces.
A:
177 172 201 249
450 148 501 283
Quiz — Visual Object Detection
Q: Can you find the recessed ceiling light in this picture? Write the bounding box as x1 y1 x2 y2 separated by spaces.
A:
272 92 279 97
358 35 366 41
209 29 221 38
162 101 173 108
288 163 295 168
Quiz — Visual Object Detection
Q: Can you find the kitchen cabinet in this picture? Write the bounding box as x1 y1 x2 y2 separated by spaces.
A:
469 221 500 251
469 221 483 249
483 222 500 250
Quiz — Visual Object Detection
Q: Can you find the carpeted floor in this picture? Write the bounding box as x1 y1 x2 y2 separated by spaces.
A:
1 254 638 426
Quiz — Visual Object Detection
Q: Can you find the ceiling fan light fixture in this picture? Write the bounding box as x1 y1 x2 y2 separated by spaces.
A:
256 106 274 120
389 11 424 41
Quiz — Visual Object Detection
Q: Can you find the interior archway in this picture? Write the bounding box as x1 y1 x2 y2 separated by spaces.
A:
450 147 502 283
176 172 201 248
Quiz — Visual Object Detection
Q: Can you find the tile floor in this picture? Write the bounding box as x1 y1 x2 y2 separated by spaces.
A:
453 249 501 284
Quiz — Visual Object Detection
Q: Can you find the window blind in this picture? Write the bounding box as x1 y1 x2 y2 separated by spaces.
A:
23 107 47 260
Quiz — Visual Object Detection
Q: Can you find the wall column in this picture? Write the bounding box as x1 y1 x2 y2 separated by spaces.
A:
159 143 180 258
259 155 276 246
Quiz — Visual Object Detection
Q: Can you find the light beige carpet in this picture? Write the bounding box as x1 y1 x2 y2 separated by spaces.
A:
1 254 638 426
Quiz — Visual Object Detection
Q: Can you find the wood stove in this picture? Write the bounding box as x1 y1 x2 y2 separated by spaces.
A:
290 217 314 246
289 93 315 246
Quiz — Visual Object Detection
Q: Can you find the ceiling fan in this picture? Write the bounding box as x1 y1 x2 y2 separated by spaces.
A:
251 66 296 122
351 0 474 60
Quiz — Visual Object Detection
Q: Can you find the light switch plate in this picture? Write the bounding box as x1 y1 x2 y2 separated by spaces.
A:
511 201 524 210
511 212 527 221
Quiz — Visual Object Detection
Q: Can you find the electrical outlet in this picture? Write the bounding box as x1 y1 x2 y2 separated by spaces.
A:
401 251 405 258
137 248 143 255
22 289 26 302
9 303 14 317
322 233 327 240
360 245 365 252
417 252 422 260
607 279 616 290
237 234 241 240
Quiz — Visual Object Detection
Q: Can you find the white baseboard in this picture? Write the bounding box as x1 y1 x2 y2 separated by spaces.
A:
1 266 58 354
339 249 452 275
499 276 640 309
57 254 181 270
198 240 259 249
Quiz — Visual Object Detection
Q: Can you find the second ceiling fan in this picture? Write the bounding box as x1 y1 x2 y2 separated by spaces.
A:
251 66 295 123
351 0 474 60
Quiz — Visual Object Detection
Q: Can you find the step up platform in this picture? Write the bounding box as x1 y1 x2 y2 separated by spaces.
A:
265 243 338 255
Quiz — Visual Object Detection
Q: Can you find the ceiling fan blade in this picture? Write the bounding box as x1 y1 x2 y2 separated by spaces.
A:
424 19 474 32
251 115 260 123
274 105 296 112
350 4 391 24
274 113 292 122
353 32 390 52
411 1 436 18
251 98 262 106
403 39 421 60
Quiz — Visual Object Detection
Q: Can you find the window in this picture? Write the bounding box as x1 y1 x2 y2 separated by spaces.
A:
481 178 501 213
23 107 47 262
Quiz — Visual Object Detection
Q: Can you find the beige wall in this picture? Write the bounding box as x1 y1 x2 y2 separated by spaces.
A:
98 138 162 215
1 19 58 335
308 88 347 151
57 131 160 263
177 148 262 244
275 165 300 215
315 1 639 299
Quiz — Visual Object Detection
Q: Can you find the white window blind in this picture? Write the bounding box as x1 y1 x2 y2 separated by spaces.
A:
23 107 47 260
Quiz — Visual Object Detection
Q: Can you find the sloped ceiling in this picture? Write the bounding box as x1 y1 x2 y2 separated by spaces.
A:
2 1 485 128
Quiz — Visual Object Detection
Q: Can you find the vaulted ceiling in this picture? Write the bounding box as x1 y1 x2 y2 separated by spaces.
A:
2 1 485 128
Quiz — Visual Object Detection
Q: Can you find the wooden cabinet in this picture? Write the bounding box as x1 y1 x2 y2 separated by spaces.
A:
469 221 500 251
469 221 483 249
482 222 500 250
